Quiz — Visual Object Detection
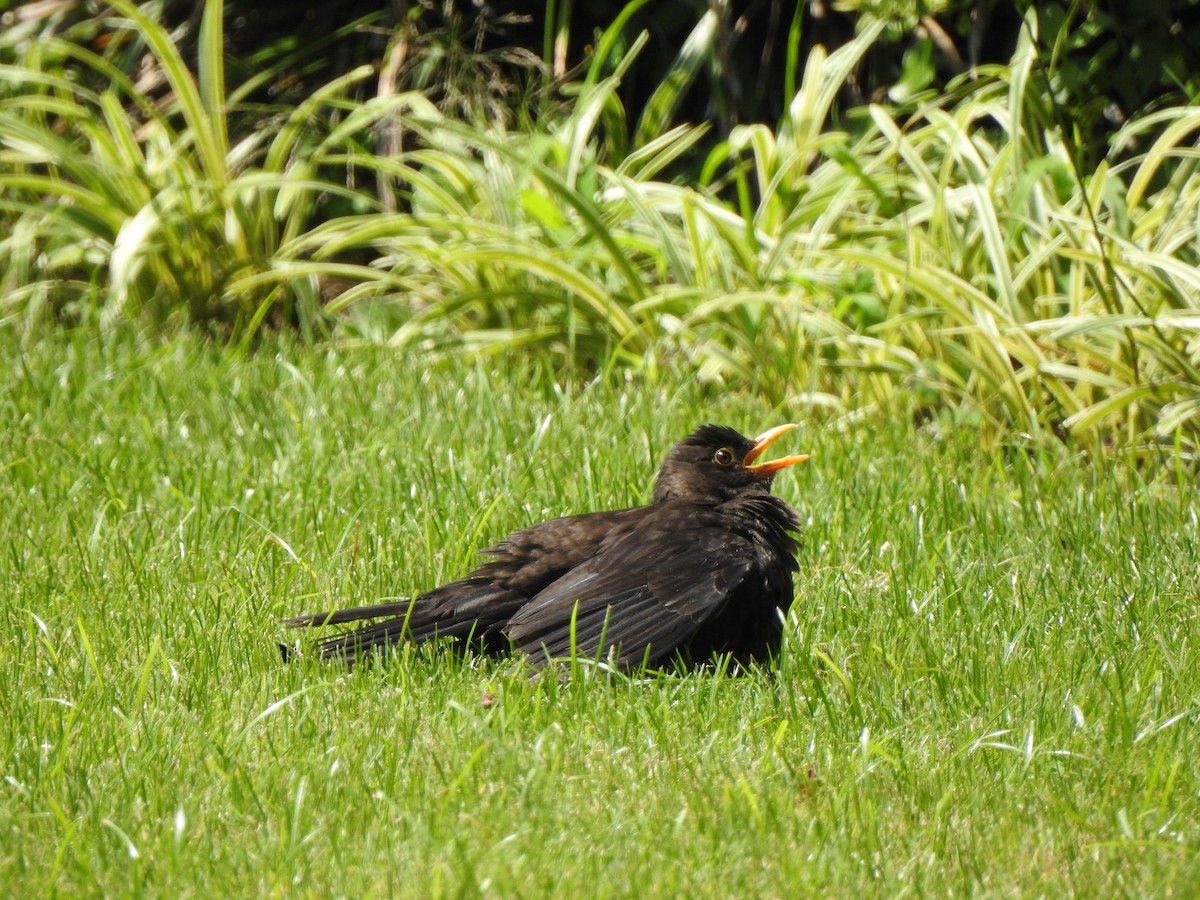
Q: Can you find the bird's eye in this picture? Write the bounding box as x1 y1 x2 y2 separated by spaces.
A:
713 447 735 466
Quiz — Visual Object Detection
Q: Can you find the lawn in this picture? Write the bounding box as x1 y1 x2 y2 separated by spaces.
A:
2 329 1198 895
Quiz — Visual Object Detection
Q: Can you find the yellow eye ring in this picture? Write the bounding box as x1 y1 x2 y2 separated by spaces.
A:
713 447 735 466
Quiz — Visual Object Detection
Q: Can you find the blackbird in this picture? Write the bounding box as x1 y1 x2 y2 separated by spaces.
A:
284 424 809 668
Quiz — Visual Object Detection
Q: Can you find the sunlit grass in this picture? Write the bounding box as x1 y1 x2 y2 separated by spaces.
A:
1 328 1197 894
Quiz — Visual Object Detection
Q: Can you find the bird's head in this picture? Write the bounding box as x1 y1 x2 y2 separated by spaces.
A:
652 424 810 503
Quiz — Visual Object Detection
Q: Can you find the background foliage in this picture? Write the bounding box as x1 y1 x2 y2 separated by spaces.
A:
2 0 1200 457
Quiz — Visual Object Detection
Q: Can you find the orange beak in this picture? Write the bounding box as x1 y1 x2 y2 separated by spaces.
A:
743 423 811 477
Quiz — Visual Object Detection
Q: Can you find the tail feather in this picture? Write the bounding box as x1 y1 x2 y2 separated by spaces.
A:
285 597 430 662
314 614 480 661
282 583 526 664
284 600 418 629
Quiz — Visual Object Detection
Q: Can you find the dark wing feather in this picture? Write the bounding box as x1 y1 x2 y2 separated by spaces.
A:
504 525 755 666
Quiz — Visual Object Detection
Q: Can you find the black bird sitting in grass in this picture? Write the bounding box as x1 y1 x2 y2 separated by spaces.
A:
284 424 809 668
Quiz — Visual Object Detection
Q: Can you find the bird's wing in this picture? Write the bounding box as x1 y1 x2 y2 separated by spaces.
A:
503 525 754 666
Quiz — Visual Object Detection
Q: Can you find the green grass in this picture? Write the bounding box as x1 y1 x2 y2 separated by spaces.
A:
2 327 1198 896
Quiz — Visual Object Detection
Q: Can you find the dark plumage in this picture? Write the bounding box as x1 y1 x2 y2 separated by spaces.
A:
284 424 809 668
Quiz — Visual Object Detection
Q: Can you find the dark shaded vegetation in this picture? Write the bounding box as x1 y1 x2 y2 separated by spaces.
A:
120 2 1200 150
10 1 1200 159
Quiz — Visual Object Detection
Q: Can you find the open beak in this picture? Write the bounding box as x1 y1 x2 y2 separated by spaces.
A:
743 423 811 478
